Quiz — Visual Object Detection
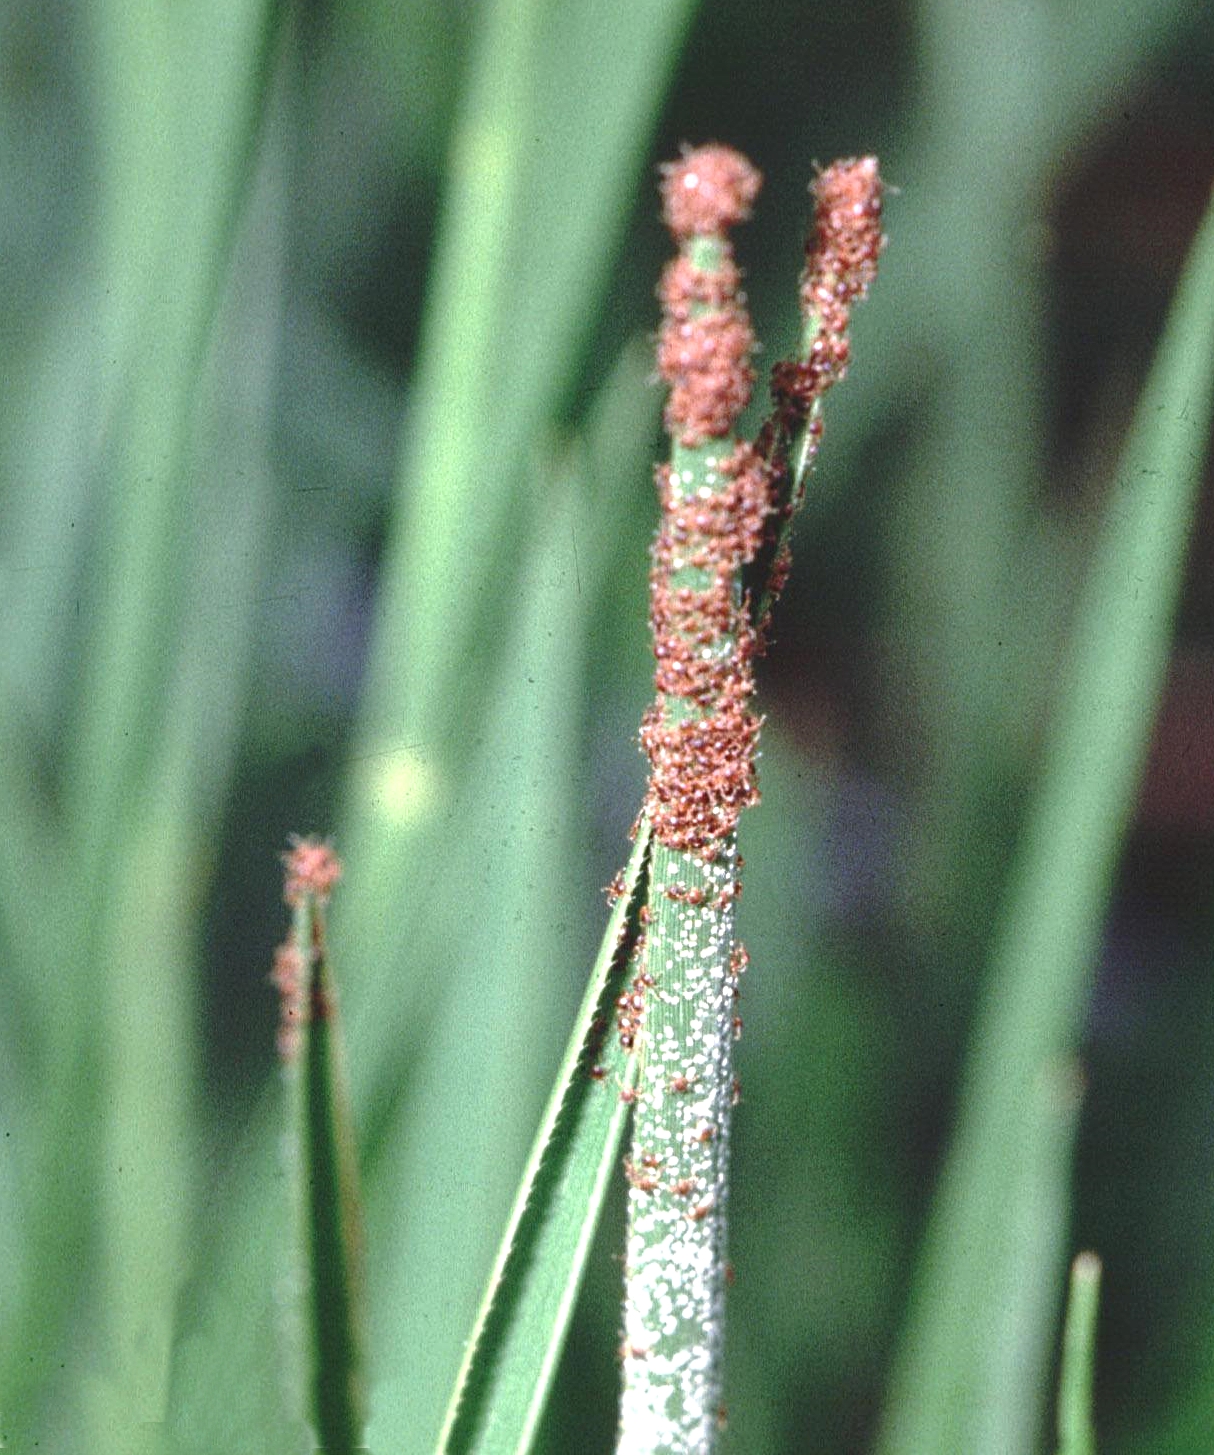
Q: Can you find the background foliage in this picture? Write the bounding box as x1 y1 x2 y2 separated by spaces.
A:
3 0 1214 1450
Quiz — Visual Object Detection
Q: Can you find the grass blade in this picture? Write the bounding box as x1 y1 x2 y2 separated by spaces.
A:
877 186 1214 1455
1056 1252 1101 1455
338 0 698 982
438 822 651 1454
65 0 282 856
276 840 368 1453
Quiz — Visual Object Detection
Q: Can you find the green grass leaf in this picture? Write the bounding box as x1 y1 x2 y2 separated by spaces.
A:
1056 1252 1101 1455
281 865 368 1454
438 823 650 1454
337 0 698 973
877 184 1214 1455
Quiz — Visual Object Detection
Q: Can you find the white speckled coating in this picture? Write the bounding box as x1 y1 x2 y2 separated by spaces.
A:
618 840 738 1453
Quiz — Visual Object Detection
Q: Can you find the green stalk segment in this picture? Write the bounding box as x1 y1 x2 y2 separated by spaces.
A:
619 148 885 1454
619 146 764 1453
752 157 885 637
1055 1252 1101 1455
618 831 743 1451
276 840 367 1454
622 428 759 1452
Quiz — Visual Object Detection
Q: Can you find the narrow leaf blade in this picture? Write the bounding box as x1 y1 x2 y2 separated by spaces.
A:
438 822 651 1454
878 187 1214 1455
299 905 368 1452
1055 1252 1101 1455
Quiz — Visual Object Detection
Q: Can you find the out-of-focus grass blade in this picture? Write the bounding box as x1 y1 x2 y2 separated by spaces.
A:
164 332 657 1455
65 0 282 857
166 1104 307 1453
361 344 657 1451
361 447 613 1453
1056 1252 1101 1455
438 823 650 1454
843 0 1198 935
165 0 694 1426
964 1061 1084 1454
338 0 697 977
877 187 1214 1455
76 797 208 1445
0 6 283 1448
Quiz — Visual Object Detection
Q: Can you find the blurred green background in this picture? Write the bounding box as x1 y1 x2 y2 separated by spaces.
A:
3 0 1214 1450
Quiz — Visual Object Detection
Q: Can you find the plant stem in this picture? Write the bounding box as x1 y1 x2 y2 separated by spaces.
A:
1056 1252 1101 1455
619 146 764 1452
622 429 758 1451
275 839 367 1453
301 907 367 1453
618 831 742 1451
751 157 884 641
618 150 884 1453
